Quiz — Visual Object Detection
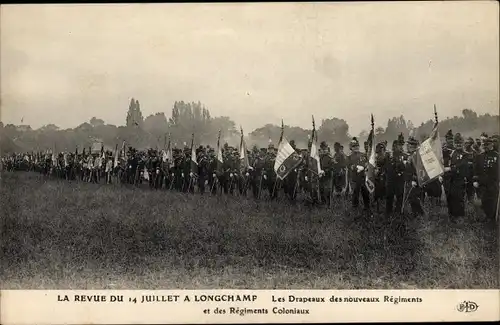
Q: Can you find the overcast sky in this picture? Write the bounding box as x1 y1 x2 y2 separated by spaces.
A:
1 2 498 135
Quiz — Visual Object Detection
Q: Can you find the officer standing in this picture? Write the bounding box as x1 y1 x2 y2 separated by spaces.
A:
446 133 469 220
473 137 499 222
346 137 370 213
385 136 406 216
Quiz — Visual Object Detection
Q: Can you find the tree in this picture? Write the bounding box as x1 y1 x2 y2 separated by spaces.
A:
317 117 350 145
39 124 60 132
168 100 217 144
89 117 105 128
375 126 385 137
126 98 144 128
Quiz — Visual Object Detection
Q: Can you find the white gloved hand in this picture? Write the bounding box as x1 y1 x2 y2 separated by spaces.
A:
181 173 184 178
356 165 364 173
439 176 443 183
213 173 216 178
204 180 208 186
230 173 233 178
189 172 193 177
156 169 160 174
444 167 451 172
245 172 249 177
171 173 175 177
248 166 254 171
305 176 308 181
263 175 267 180
319 170 325 176
129 166 132 169
473 181 479 188
411 181 417 187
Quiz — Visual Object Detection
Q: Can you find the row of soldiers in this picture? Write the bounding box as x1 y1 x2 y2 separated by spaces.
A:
2 131 499 222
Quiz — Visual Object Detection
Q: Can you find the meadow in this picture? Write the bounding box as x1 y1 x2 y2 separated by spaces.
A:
1 172 498 289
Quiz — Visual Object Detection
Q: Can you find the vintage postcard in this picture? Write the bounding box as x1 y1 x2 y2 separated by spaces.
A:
1 2 499 324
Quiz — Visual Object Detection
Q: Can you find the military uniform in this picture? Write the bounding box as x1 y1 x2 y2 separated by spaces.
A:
385 137 406 215
463 137 476 201
346 138 370 210
442 130 455 208
316 142 331 205
403 137 424 216
473 137 499 221
446 133 469 218
332 143 347 195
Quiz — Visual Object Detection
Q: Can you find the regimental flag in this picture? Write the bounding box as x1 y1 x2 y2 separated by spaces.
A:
98 144 105 168
413 122 445 187
190 133 198 175
114 144 119 168
239 126 250 171
164 135 174 168
120 141 127 161
51 149 57 166
309 115 322 175
274 120 302 180
216 130 224 174
365 114 376 194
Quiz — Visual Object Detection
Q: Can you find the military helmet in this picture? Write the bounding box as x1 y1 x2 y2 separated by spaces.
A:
334 142 341 149
454 132 464 144
349 137 359 149
320 141 328 150
465 137 474 145
445 129 454 140
397 133 405 145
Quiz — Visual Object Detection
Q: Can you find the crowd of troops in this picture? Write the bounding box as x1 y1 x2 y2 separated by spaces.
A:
3 131 499 223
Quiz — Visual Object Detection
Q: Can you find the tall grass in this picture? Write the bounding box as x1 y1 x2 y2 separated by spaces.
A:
1 172 497 289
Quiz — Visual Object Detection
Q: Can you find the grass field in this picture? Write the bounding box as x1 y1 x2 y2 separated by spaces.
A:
1 172 498 289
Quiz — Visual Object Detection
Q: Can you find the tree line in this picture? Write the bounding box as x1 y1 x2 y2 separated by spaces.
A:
1 98 498 154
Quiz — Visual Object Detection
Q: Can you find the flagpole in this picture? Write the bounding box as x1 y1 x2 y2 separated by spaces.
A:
312 115 321 204
272 120 285 200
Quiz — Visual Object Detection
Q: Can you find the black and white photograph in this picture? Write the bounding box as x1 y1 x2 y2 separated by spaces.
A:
1 2 498 294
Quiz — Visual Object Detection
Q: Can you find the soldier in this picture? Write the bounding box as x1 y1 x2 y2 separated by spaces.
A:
446 133 469 220
473 137 499 222
319 141 333 205
473 138 482 154
492 134 500 152
373 142 388 212
441 129 455 208
385 135 406 216
197 146 209 194
265 144 278 199
403 136 424 217
206 147 217 194
283 140 299 201
332 142 347 196
346 137 370 213
463 137 476 201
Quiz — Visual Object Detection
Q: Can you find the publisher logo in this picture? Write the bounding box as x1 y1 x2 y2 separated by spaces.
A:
456 301 479 313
